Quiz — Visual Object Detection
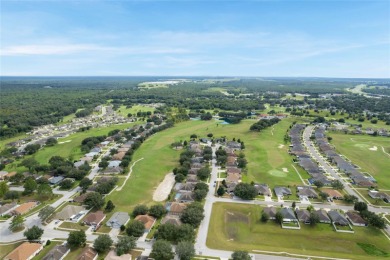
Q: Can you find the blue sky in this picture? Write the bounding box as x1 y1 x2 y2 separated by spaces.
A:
1 0 389 77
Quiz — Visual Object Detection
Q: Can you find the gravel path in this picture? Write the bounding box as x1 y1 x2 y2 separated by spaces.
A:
153 172 175 201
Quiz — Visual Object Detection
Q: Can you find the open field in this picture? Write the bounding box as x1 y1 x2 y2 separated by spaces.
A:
117 105 155 118
106 118 308 212
207 202 390 260
329 133 390 190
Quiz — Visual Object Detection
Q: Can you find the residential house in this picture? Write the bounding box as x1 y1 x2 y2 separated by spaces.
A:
85 152 99 158
328 210 349 226
0 202 17 216
295 209 311 224
4 242 43 260
226 182 237 194
226 167 241 175
161 215 182 226
227 141 241 150
297 186 318 199
83 211 106 227
49 176 64 185
134 215 156 232
179 182 195 192
226 156 237 167
346 211 368 226
117 147 130 153
11 201 38 215
0 171 8 180
112 152 126 160
5 171 17 179
74 161 86 168
77 247 98 260
104 250 132 260
280 208 297 222
177 192 195 203
90 147 101 153
42 244 70 260
274 187 292 198
108 161 121 168
226 172 241 183
106 212 130 229
55 205 87 220
263 207 277 220
254 184 271 196
168 202 187 216
73 193 89 203
315 209 331 223
186 174 198 183
368 191 390 203
322 189 343 199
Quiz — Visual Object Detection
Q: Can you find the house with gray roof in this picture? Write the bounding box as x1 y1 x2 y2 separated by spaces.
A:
315 209 331 223
368 190 390 203
0 202 17 216
328 210 349 226
108 160 121 168
254 184 271 196
297 186 318 199
55 205 87 220
274 187 292 198
177 192 195 203
49 176 64 185
106 212 130 229
295 209 311 224
280 208 297 222
263 207 277 219
42 244 70 260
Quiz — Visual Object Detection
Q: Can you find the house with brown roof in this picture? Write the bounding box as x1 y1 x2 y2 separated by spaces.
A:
322 189 343 199
11 201 38 215
4 242 43 260
226 156 237 167
168 202 187 215
346 211 368 226
77 247 98 260
5 171 17 179
83 211 106 227
226 172 241 183
73 193 89 203
134 215 156 231
177 192 195 203
112 152 126 160
161 215 182 226
226 167 241 175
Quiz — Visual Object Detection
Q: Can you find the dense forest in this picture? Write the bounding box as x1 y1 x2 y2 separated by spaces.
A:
1 77 389 139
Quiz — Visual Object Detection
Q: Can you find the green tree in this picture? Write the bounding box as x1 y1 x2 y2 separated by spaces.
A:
344 194 358 203
132 204 148 217
0 181 9 197
37 184 53 199
9 215 25 231
176 241 195 260
261 211 269 222
84 192 105 210
309 212 320 226
180 202 204 228
231 251 251 260
319 191 328 201
105 200 115 212
331 180 344 190
4 190 19 200
20 158 39 172
93 234 113 253
354 201 368 212
67 230 86 249
275 211 283 224
313 180 324 188
193 189 207 201
38 206 55 222
45 138 58 146
126 220 145 237
79 177 93 191
149 204 167 219
217 186 225 196
234 183 257 200
116 236 136 256
59 179 73 189
196 167 211 181
150 240 174 260
23 177 37 195
24 225 44 241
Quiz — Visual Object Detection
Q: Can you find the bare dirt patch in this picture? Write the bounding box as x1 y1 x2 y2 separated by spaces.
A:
153 172 175 202
278 144 285 149
369 146 378 151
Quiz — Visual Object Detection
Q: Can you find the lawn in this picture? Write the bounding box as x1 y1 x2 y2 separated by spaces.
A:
329 133 390 189
32 241 60 260
117 105 155 118
0 242 23 259
106 118 306 212
207 202 390 260
59 222 89 231
64 247 84 260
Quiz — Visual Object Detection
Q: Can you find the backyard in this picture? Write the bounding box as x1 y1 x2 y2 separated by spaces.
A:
207 202 390 259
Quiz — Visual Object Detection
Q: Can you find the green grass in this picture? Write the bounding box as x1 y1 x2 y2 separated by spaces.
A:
357 243 389 257
117 105 155 118
329 133 390 189
58 222 89 231
0 242 23 259
207 202 390 260
0 133 28 150
64 247 84 260
106 118 306 212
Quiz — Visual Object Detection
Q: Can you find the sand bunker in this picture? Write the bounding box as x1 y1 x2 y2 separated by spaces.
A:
282 168 289 173
369 146 378 151
58 140 71 144
269 169 287 177
278 144 285 149
153 173 175 202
